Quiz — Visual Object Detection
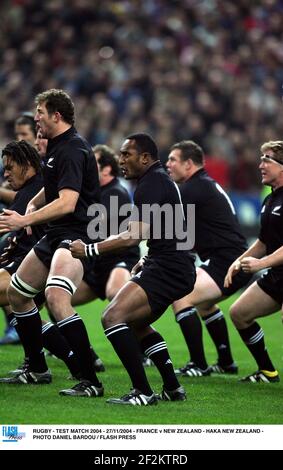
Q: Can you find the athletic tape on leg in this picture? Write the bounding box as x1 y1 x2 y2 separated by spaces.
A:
45 276 77 296
11 273 41 298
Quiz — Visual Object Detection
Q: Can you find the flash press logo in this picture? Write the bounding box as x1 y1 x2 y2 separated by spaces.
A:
2 425 26 442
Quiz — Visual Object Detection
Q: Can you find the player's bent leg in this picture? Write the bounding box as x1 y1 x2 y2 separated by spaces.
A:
198 302 237 374
71 281 105 373
230 282 279 382
0 269 12 305
45 248 84 320
230 282 278 329
103 281 156 403
46 249 103 395
0 270 21 345
102 281 151 328
1 252 50 382
71 280 97 306
105 267 131 301
172 270 218 375
135 325 186 401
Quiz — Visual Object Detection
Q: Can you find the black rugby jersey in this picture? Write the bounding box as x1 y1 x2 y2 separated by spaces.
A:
43 127 100 239
8 174 45 259
133 161 189 255
100 178 133 237
259 187 283 275
180 168 247 261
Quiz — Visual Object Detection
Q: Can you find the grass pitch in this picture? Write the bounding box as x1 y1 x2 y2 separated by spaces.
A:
0 294 282 424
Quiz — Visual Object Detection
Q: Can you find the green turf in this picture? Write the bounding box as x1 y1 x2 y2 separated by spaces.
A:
0 295 282 424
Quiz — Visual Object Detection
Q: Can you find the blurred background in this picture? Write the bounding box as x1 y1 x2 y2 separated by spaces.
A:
0 0 282 237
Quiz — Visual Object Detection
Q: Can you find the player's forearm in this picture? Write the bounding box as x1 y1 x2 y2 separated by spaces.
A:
28 188 46 210
88 231 140 256
258 246 283 269
0 187 16 204
236 239 266 262
24 197 75 226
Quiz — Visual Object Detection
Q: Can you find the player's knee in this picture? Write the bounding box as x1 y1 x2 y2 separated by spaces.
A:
230 303 244 328
7 284 21 306
45 276 76 312
102 303 124 329
105 286 118 301
8 273 40 307
45 288 64 314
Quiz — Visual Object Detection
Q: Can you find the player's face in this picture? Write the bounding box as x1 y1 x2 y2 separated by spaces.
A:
259 150 283 187
34 102 56 139
166 149 188 183
3 156 28 190
34 130 48 158
14 124 35 146
119 139 143 179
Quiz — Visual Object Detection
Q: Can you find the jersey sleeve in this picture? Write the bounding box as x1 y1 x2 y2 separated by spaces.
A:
56 144 84 193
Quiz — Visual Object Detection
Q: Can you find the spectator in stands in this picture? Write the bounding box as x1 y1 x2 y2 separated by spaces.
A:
0 2 281 193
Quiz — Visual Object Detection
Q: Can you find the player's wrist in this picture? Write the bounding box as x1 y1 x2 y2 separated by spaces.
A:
84 242 100 258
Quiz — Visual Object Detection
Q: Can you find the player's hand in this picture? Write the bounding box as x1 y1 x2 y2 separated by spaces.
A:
0 209 26 234
0 236 17 265
69 239 86 259
25 203 37 235
131 256 147 277
240 256 263 274
224 259 241 288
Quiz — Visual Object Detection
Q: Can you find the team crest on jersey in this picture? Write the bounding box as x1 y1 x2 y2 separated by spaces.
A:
271 205 281 216
46 157 54 168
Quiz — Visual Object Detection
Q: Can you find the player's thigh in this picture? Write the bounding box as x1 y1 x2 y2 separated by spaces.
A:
230 281 279 319
0 269 11 305
15 249 49 291
172 267 222 313
102 281 151 326
48 248 84 288
72 280 97 306
105 267 131 299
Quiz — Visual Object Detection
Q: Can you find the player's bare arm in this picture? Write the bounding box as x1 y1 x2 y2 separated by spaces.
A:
224 239 266 287
70 221 148 259
0 188 79 233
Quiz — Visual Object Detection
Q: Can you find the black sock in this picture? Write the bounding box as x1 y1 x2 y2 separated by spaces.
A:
57 313 100 386
141 331 179 390
8 312 28 362
176 307 208 369
90 346 99 361
238 322 276 371
3 306 10 327
34 291 46 310
42 322 81 378
203 309 234 366
105 323 153 395
13 307 47 373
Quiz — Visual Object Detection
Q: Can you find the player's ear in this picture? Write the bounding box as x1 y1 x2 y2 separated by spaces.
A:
186 158 193 168
141 152 151 165
101 165 111 176
53 111 62 123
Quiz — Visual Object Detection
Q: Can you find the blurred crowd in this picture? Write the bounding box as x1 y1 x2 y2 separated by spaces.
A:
0 0 283 191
